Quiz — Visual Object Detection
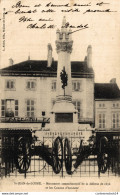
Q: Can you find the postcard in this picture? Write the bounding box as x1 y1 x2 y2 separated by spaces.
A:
0 0 120 192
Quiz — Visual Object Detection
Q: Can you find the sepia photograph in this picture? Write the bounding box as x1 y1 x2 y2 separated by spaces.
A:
0 0 120 192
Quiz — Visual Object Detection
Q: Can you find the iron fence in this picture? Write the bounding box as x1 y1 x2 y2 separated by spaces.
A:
0 131 120 179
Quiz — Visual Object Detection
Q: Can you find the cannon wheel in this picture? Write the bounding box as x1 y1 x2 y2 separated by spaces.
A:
52 137 63 174
15 137 31 173
64 138 72 174
99 136 108 153
100 153 108 173
97 153 108 174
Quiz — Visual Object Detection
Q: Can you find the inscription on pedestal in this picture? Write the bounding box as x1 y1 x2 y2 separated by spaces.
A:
55 113 73 123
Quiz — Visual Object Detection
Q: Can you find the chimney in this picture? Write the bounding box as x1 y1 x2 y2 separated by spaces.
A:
110 78 116 84
47 43 52 67
84 56 87 62
28 53 30 60
87 45 92 68
9 58 14 66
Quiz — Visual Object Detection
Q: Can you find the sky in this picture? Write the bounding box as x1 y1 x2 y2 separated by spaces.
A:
0 0 120 87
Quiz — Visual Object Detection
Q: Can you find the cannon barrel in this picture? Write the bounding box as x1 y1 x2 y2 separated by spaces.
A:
74 140 92 169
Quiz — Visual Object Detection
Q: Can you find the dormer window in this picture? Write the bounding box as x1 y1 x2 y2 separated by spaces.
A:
72 81 81 91
6 80 15 90
26 80 36 90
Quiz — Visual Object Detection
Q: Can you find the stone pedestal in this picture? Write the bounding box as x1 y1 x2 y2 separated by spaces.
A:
50 100 78 132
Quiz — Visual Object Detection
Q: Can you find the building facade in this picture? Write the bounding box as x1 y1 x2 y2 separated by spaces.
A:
95 80 120 131
0 55 94 127
1 57 120 131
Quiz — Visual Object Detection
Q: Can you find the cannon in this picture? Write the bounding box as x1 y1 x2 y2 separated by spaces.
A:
1 125 119 176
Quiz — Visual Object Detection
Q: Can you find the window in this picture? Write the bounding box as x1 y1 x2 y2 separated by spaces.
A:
26 80 36 90
26 99 35 117
6 80 15 90
98 113 106 129
73 101 81 119
99 103 105 108
42 111 45 116
112 103 119 108
113 103 115 108
1 99 18 117
51 81 56 91
112 113 120 128
72 81 81 91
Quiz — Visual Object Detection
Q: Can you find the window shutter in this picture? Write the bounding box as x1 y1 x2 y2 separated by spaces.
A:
77 82 80 91
31 82 33 88
15 100 18 117
54 82 56 90
72 82 74 91
1 100 5 117
11 81 13 89
7 81 9 89
74 83 76 91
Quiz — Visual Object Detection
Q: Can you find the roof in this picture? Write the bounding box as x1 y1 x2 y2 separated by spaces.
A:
1 60 57 72
0 60 94 78
95 83 120 99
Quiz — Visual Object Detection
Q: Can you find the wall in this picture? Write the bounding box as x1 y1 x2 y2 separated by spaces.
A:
95 100 120 130
0 76 49 118
0 75 94 125
72 77 94 124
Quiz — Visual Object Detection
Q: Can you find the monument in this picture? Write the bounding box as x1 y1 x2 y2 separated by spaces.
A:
50 16 78 132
